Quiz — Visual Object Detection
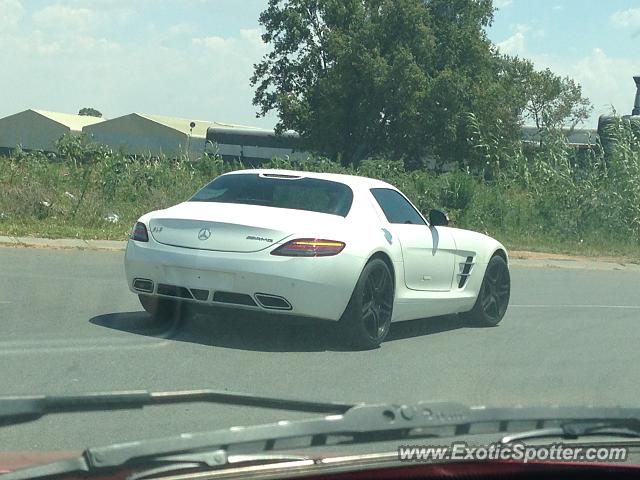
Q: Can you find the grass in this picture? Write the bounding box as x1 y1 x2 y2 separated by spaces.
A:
496 232 640 261
0 219 127 241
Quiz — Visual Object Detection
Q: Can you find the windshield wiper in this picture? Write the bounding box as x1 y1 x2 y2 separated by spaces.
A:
126 451 314 480
3 394 640 480
0 389 354 427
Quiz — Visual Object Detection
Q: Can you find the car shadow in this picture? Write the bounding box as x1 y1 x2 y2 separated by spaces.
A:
90 309 475 353
90 309 339 353
385 314 479 343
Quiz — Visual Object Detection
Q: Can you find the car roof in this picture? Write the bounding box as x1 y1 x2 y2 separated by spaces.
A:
221 169 397 191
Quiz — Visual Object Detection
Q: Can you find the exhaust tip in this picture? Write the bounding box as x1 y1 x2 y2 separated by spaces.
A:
133 278 154 293
254 293 293 311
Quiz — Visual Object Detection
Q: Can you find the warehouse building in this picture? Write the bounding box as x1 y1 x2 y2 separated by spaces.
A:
83 113 259 158
0 109 104 153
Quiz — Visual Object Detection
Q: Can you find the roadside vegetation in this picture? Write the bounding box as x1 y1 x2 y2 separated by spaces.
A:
1 117 639 259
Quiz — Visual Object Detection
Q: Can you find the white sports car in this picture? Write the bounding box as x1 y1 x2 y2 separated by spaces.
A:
124 169 510 349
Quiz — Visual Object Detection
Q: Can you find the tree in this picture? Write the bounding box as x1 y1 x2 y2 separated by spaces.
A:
252 0 513 167
251 0 430 165
520 66 592 133
78 107 102 118
251 0 589 168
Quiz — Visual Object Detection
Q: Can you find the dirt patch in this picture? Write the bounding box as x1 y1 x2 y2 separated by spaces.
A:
0 240 124 252
510 250 636 264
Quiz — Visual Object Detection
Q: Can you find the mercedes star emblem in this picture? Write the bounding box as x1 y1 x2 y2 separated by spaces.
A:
197 228 211 240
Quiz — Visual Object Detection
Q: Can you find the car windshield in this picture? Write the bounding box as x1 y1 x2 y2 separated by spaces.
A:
189 173 353 216
2 0 640 475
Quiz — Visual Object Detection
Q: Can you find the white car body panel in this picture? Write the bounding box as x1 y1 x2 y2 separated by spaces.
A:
393 224 457 292
124 169 508 324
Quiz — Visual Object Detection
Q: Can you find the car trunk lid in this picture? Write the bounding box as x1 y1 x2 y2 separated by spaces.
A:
148 202 343 253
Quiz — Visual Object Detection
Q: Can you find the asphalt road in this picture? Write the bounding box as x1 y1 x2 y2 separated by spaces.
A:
1 246 639 451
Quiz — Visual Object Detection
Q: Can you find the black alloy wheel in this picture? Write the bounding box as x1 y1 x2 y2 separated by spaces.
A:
462 255 510 326
340 258 394 349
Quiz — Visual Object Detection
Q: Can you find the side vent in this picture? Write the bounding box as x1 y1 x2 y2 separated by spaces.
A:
457 256 475 288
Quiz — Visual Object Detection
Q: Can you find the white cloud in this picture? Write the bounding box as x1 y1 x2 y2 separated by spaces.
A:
496 25 530 56
192 29 265 57
31 2 133 35
497 31 526 55
32 4 100 32
494 19 639 126
0 18 276 128
0 0 24 28
192 35 235 51
610 7 640 29
73 35 120 53
568 48 640 117
1 4 120 57
168 23 196 36
521 48 640 124
239 28 264 50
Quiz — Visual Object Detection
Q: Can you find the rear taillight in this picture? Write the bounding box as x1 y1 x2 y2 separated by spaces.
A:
271 239 345 257
130 222 149 242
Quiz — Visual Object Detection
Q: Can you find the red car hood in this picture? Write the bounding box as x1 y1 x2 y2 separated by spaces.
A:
0 452 79 474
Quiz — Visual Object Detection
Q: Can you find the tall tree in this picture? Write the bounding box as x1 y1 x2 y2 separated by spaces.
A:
520 67 592 133
419 0 514 166
78 107 102 118
251 0 588 167
252 0 437 165
252 0 521 167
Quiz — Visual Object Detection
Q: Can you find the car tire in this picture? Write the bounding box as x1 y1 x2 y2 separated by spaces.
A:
138 294 184 325
339 258 394 350
461 255 510 326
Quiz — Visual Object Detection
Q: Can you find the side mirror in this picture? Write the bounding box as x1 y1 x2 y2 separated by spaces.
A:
428 209 449 227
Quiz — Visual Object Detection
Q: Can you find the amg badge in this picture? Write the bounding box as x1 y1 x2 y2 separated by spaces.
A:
246 235 273 243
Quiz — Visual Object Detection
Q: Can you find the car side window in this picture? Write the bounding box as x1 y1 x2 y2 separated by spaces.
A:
370 188 426 225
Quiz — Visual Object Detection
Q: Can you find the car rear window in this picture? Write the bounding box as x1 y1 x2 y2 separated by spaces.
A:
189 173 353 217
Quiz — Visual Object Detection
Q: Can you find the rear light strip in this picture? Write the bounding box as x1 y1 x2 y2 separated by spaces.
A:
271 238 345 257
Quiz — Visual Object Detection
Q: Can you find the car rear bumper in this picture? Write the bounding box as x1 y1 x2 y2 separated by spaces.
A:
124 239 364 321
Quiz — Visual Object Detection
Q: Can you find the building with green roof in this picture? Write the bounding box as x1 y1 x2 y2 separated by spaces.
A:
82 113 259 158
0 109 104 153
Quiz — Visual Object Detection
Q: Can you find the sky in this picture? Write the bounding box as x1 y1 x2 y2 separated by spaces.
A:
0 0 638 129
490 0 640 126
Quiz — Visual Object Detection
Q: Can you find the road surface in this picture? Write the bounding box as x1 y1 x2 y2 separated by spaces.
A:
1 246 639 451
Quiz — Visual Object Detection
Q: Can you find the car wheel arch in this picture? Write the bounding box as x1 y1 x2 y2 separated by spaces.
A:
491 248 508 265
366 251 396 289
